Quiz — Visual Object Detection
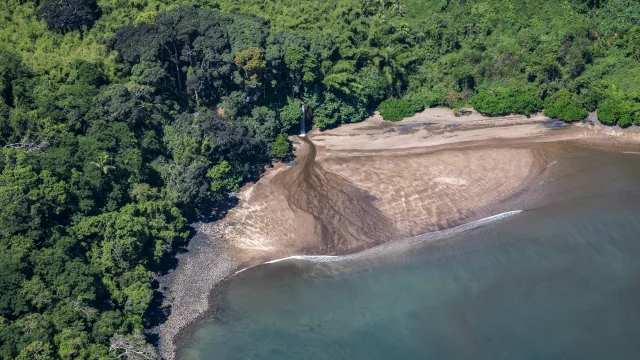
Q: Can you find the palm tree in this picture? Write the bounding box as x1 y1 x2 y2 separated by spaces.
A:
90 153 116 175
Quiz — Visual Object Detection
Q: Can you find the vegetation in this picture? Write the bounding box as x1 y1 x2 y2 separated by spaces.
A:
597 97 640 126
2 0 640 358
473 88 543 116
544 90 588 122
378 98 419 121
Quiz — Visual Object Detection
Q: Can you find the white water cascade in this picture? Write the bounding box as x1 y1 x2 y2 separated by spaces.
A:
300 103 307 137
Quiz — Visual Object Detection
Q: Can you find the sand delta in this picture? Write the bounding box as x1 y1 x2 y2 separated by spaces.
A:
157 108 640 359
217 108 640 266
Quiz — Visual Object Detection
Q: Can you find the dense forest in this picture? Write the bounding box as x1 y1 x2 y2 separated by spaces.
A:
1 0 640 358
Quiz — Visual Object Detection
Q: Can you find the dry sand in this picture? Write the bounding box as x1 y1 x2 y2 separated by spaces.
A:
220 108 640 266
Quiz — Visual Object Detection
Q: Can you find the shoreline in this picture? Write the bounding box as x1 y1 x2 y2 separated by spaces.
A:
232 209 524 276
171 208 525 360
153 226 238 360
156 108 640 360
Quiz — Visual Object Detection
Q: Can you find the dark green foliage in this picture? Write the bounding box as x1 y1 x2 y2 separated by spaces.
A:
544 90 588 122
312 92 367 129
37 0 98 31
474 88 543 116
378 98 419 122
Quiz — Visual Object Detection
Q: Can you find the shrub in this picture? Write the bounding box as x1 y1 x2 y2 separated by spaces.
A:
544 90 588 122
444 90 462 108
269 133 290 159
378 98 417 122
406 88 445 110
597 98 634 126
474 88 542 116
278 100 302 133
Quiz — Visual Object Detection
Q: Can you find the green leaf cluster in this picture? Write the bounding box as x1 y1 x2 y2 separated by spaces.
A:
474 88 543 116
378 98 419 122
544 90 588 122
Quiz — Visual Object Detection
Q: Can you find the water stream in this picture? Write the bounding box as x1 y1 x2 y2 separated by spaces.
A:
300 103 307 137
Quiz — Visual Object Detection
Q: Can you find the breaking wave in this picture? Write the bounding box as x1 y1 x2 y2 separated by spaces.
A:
234 210 522 275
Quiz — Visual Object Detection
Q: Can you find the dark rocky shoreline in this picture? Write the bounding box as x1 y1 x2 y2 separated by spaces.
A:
152 222 238 360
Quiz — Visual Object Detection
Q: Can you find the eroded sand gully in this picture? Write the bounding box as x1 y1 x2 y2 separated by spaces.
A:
218 109 640 267
226 136 398 266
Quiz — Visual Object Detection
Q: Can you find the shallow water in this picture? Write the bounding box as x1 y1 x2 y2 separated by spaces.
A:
179 148 640 360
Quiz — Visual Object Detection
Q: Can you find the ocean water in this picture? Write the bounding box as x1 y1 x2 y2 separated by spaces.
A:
178 148 640 360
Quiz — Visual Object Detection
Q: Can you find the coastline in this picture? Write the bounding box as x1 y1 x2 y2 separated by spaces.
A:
232 209 524 276
153 226 238 360
156 108 640 360
170 208 525 360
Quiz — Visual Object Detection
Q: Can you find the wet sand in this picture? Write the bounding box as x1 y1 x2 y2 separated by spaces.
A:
159 108 640 359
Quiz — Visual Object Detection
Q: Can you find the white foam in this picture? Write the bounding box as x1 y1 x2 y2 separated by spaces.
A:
233 210 522 275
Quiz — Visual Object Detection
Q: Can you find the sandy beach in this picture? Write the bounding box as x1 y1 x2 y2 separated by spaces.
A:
157 108 640 359
220 108 640 266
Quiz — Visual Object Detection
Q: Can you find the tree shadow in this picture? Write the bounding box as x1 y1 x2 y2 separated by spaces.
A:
144 278 171 346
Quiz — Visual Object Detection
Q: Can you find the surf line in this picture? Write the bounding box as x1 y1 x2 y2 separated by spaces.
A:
233 210 523 275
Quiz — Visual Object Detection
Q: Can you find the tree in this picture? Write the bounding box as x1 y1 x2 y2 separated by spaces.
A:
234 47 267 97
109 330 158 360
16 341 54 360
269 133 290 159
285 46 317 96
378 98 418 121
597 98 636 127
474 88 543 116
37 0 98 31
90 153 116 175
544 90 588 122
278 99 304 133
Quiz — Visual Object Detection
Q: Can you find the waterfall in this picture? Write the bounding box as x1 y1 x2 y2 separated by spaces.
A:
300 103 307 137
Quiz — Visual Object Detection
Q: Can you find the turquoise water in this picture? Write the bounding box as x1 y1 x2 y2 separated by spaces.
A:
179 149 640 360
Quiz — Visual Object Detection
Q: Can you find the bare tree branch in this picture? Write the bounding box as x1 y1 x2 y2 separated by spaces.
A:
1 136 47 153
109 330 159 360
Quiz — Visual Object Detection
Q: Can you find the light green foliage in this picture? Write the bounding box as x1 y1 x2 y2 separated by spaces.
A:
207 160 241 197
378 98 419 122
269 133 290 159
16 341 54 360
313 91 367 129
278 100 303 132
406 88 446 110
